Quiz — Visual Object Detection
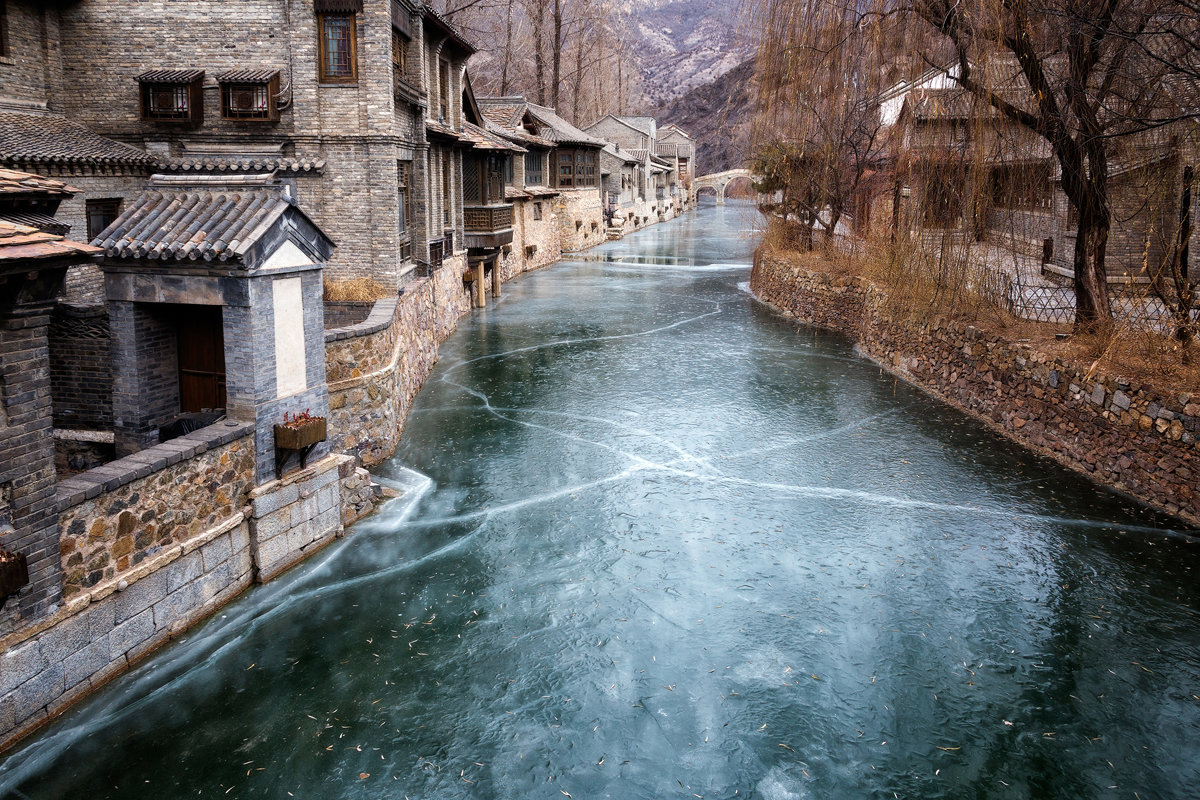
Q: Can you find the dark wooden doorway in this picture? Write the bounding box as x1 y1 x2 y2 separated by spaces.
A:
177 305 226 412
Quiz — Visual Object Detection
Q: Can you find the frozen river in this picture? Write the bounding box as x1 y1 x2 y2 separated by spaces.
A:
3 202 1198 799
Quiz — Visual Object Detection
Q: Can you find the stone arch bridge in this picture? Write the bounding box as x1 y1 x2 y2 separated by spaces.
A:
691 169 755 205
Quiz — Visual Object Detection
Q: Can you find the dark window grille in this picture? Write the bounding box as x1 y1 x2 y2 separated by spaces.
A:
220 75 280 121
141 82 200 121
0 1 9 58
429 240 445 268
397 160 413 237
319 13 356 82
525 151 543 186
86 198 122 242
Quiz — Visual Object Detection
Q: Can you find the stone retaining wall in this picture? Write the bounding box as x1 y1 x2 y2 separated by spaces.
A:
248 454 350 584
751 251 1200 524
325 260 472 466
0 511 254 752
56 423 256 601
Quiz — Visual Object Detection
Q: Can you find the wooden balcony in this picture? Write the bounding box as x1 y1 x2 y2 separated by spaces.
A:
464 204 514 250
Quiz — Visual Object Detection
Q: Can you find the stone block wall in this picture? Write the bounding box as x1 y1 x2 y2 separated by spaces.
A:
498 198 562 283
554 189 605 252
0 306 61 634
55 423 255 601
0 512 253 753
751 252 1200 524
324 301 376 330
325 261 471 466
248 454 348 584
49 304 112 431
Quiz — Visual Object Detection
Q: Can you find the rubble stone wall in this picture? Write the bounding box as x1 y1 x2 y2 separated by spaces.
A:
325 259 472 466
554 189 605 252
751 251 1200 525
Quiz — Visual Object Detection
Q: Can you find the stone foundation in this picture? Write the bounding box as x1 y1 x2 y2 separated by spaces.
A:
248 454 349 584
751 251 1200 524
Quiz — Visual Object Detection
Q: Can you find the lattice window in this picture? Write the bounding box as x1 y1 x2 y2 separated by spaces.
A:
525 151 544 186
319 13 357 82
219 72 280 121
397 160 413 237
139 72 204 122
463 160 481 204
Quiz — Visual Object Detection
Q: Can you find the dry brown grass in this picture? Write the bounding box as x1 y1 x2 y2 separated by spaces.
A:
323 277 391 302
763 219 1200 392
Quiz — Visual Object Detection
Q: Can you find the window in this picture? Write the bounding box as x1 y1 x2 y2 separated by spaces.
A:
219 71 280 121
533 202 543 221
398 160 413 238
503 156 513 188
558 151 575 188
442 156 452 227
392 29 408 80
525 151 543 186
0 1 9 58
318 13 357 82
429 240 445 268
555 148 598 189
438 59 450 122
138 70 204 123
86 198 122 242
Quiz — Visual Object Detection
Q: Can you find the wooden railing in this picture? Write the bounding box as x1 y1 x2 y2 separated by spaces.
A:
464 204 514 232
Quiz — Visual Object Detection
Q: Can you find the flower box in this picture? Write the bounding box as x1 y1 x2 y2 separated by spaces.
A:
0 550 29 598
273 416 327 450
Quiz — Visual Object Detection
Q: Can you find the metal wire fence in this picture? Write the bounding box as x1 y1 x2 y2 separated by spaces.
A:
978 270 1198 331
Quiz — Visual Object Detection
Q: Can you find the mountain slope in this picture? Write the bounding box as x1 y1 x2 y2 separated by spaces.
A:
657 57 757 174
623 0 756 107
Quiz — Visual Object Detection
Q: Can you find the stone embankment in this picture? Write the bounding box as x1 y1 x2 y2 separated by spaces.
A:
751 250 1199 525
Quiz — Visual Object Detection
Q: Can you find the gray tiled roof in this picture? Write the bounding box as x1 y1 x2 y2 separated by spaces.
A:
136 69 204 83
0 112 156 168
526 103 606 147
93 174 310 263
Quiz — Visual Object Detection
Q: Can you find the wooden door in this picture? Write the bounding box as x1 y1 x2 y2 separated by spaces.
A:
177 306 227 412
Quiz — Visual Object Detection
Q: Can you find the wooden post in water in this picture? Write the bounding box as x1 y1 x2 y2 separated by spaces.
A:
492 257 502 299
475 259 486 308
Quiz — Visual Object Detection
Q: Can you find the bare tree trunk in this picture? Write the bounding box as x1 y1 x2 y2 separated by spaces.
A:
552 0 563 110
530 0 547 104
572 26 584 121
500 0 515 95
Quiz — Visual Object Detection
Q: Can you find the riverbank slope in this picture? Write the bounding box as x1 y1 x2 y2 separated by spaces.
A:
751 247 1199 526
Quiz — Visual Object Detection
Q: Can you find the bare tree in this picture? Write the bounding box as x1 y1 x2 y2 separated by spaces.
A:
752 0 1200 332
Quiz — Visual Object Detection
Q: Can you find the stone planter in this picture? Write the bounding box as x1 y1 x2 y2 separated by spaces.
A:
0 550 29 598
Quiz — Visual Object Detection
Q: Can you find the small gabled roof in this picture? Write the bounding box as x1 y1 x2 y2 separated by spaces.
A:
615 116 656 136
601 143 640 164
94 173 333 267
478 96 527 128
584 114 651 140
526 103 606 148
463 122 526 153
0 111 156 169
659 124 694 140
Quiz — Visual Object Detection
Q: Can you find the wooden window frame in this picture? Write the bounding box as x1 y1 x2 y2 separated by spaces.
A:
140 77 204 123
0 1 9 59
525 151 544 187
220 75 280 122
397 160 413 240
318 12 358 84
86 198 123 242
392 29 408 79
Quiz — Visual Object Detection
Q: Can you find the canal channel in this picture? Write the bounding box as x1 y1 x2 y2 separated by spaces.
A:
2 202 1198 799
